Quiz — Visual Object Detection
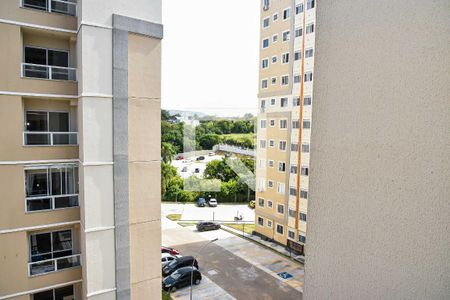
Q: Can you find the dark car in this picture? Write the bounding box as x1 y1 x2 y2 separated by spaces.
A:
162 256 199 277
197 198 206 207
196 221 221 232
162 266 202 292
161 246 179 256
196 156 205 161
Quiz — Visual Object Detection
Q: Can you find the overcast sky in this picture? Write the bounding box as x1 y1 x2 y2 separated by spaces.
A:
162 0 260 117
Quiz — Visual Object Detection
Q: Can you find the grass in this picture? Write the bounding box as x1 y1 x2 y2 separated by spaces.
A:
223 223 256 235
162 290 172 300
221 133 256 138
166 214 181 221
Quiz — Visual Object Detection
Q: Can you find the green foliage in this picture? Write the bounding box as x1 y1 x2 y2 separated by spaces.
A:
161 142 177 163
198 133 221 150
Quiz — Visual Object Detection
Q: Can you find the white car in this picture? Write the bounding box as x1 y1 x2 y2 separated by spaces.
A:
208 198 218 207
161 253 181 267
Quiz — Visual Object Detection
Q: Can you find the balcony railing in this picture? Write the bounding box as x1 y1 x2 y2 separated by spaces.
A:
24 131 78 146
26 194 79 212
23 0 77 16
21 63 77 81
29 254 81 276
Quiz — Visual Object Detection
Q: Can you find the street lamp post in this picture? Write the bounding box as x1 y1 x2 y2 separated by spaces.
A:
190 238 218 300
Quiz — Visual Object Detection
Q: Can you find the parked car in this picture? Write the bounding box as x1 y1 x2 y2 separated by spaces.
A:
196 221 221 232
176 155 184 160
162 256 199 277
197 198 206 207
161 246 180 256
208 152 215 156
249 200 255 209
161 253 181 267
194 168 200 173
162 266 202 292
196 156 205 161
208 198 218 207
181 166 188 172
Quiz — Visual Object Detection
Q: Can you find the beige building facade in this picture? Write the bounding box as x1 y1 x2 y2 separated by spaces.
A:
255 0 316 257
0 1 162 299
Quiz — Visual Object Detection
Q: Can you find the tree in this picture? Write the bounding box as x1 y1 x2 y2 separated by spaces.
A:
161 142 176 163
161 162 178 196
198 133 221 150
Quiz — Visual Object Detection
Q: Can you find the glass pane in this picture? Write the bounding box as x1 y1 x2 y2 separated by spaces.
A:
24 0 48 10
27 198 52 211
52 230 72 251
54 195 78 209
25 47 47 65
55 285 75 300
49 112 69 132
30 260 55 276
53 133 69 144
51 168 61 195
24 64 49 79
26 111 48 131
25 133 50 145
51 67 70 80
26 170 48 196
30 233 52 257
56 255 80 270
51 0 76 16
32 289 54 300
65 167 78 194
48 50 68 67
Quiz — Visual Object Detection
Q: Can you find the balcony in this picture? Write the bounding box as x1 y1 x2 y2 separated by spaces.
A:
22 63 77 81
22 0 77 16
24 131 78 146
29 254 81 276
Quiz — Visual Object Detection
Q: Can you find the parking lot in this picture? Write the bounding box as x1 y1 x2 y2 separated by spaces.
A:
171 153 224 179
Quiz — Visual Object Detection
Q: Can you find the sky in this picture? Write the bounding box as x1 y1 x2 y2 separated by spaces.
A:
162 0 260 117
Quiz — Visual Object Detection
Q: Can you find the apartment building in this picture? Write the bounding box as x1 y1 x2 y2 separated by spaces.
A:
255 0 315 257
0 1 162 299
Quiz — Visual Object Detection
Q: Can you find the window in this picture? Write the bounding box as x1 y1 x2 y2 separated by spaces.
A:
305 48 314 58
288 230 295 239
294 74 301 83
259 159 266 168
294 50 302 61
282 31 290 42
292 120 300 129
304 72 313 82
23 0 76 16
259 179 266 191
267 220 273 227
302 143 310 153
261 99 266 109
271 77 277 85
280 97 288 107
299 234 306 243
300 213 307 221
277 204 284 214
260 119 266 128
303 120 311 129
283 8 290 20
23 46 74 80
278 162 286 172
306 23 314 34
262 38 269 48
258 217 264 226
261 79 268 89
29 229 80 276
301 166 309 176
258 198 265 207
263 0 270 10
272 34 278 43
272 56 278 63
289 209 296 218
277 182 285 194
269 139 275 147
25 165 79 212
276 224 284 234
295 27 303 38
293 97 300 106
268 200 273 207
307 0 315 10
282 53 290 64
304 96 312 105
259 140 266 149
263 17 270 28
268 181 273 188
296 3 304 14
291 143 299 152
262 58 269 69
32 285 74 300
270 98 276 106
279 141 287 151
270 119 275 126
289 187 297 196
280 119 288 128
290 165 298 174
24 111 77 145
273 13 278 21
300 190 308 199
268 160 274 168
281 75 289 86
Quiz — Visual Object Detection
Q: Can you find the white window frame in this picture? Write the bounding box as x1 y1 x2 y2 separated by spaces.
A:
262 17 270 28
268 160 274 168
261 79 269 89
271 55 278 64
281 52 290 64
279 140 287 151
276 224 284 235
272 34 278 43
282 30 290 42
262 58 269 69
281 75 289 86
262 38 270 49
282 7 291 20
279 119 288 129
277 182 285 194
272 12 278 22
278 161 286 172
271 77 277 85
269 139 275 147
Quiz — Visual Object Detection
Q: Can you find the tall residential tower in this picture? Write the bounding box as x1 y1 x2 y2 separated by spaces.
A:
255 0 315 257
0 0 162 299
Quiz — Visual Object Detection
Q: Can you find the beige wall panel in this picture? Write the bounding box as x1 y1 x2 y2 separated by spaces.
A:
0 0 77 31
131 277 161 300
23 29 72 51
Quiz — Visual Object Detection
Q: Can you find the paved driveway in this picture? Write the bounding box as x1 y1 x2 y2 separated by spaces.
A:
163 203 255 222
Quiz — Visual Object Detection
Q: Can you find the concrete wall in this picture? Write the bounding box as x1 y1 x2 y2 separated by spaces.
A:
305 0 450 299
